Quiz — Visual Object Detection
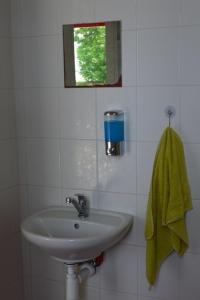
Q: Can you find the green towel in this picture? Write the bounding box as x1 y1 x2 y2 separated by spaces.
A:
145 127 193 286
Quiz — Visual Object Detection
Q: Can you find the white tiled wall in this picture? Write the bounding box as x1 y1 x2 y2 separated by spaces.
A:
0 0 22 299
11 0 200 299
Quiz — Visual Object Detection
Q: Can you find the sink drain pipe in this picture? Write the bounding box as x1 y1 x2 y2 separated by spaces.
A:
78 262 96 283
65 263 96 300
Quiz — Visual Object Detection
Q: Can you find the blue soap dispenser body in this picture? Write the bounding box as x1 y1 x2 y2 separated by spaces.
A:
104 111 124 156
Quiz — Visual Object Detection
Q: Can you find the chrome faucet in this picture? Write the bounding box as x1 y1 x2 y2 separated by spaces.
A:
66 194 88 218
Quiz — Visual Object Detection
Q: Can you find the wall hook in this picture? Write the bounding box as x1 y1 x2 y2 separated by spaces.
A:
164 106 176 127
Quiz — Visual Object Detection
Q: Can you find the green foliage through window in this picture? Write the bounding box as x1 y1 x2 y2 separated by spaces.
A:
74 26 106 85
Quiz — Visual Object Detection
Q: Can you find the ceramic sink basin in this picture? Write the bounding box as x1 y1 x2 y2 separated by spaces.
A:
21 206 133 263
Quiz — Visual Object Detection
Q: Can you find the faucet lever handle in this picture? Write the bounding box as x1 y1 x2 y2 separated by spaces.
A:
74 194 87 207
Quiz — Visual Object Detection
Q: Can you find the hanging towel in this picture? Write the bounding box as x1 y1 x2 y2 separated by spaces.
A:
145 127 193 286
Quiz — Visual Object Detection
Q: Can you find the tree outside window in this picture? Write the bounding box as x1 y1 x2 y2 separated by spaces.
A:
74 26 106 85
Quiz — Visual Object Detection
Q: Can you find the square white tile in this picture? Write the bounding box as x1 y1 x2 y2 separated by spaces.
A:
0 90 16 139
61 140 97 190
57 34 65 88
139 296 163 300
21 237 31 276
122 30 137 86
1 281 23 300
137 87 180 142
180 253 200 300
137 142 157 195
179 26 200 85
100 244 138 294
10 0 23 37
23 36 59 87
26 139 61 187
180 87 200 143
32 278 65 300
137 0 180 29
98 191 136 245
94 0 137 30
12 38 24 88
30 245 64 281
0 140 18 189
21 0 58 36
17 139 28 185
96 87 137 141
138 247 179 299
24 88 60 138
28 186 62 214
184 143 200 199
60 88 96 140
180 0 200 26
57 0 95 33
0 38 13 88
0 188 20 238
187 200 200 254
0 235 22 287
100 290 137 300
14 89 26 137
0 0 11 37
137 28 179 86
23 277 32 300
80 286 100 300
98 141 137 194
137 194 148 246
19 185 29 221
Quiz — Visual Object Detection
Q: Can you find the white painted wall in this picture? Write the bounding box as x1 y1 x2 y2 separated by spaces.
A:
11 0 200 299
0 0 22 299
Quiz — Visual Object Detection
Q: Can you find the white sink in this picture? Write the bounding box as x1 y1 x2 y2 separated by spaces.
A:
21 206 133 263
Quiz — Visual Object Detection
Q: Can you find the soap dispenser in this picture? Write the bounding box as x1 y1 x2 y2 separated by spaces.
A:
104 110 124 156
